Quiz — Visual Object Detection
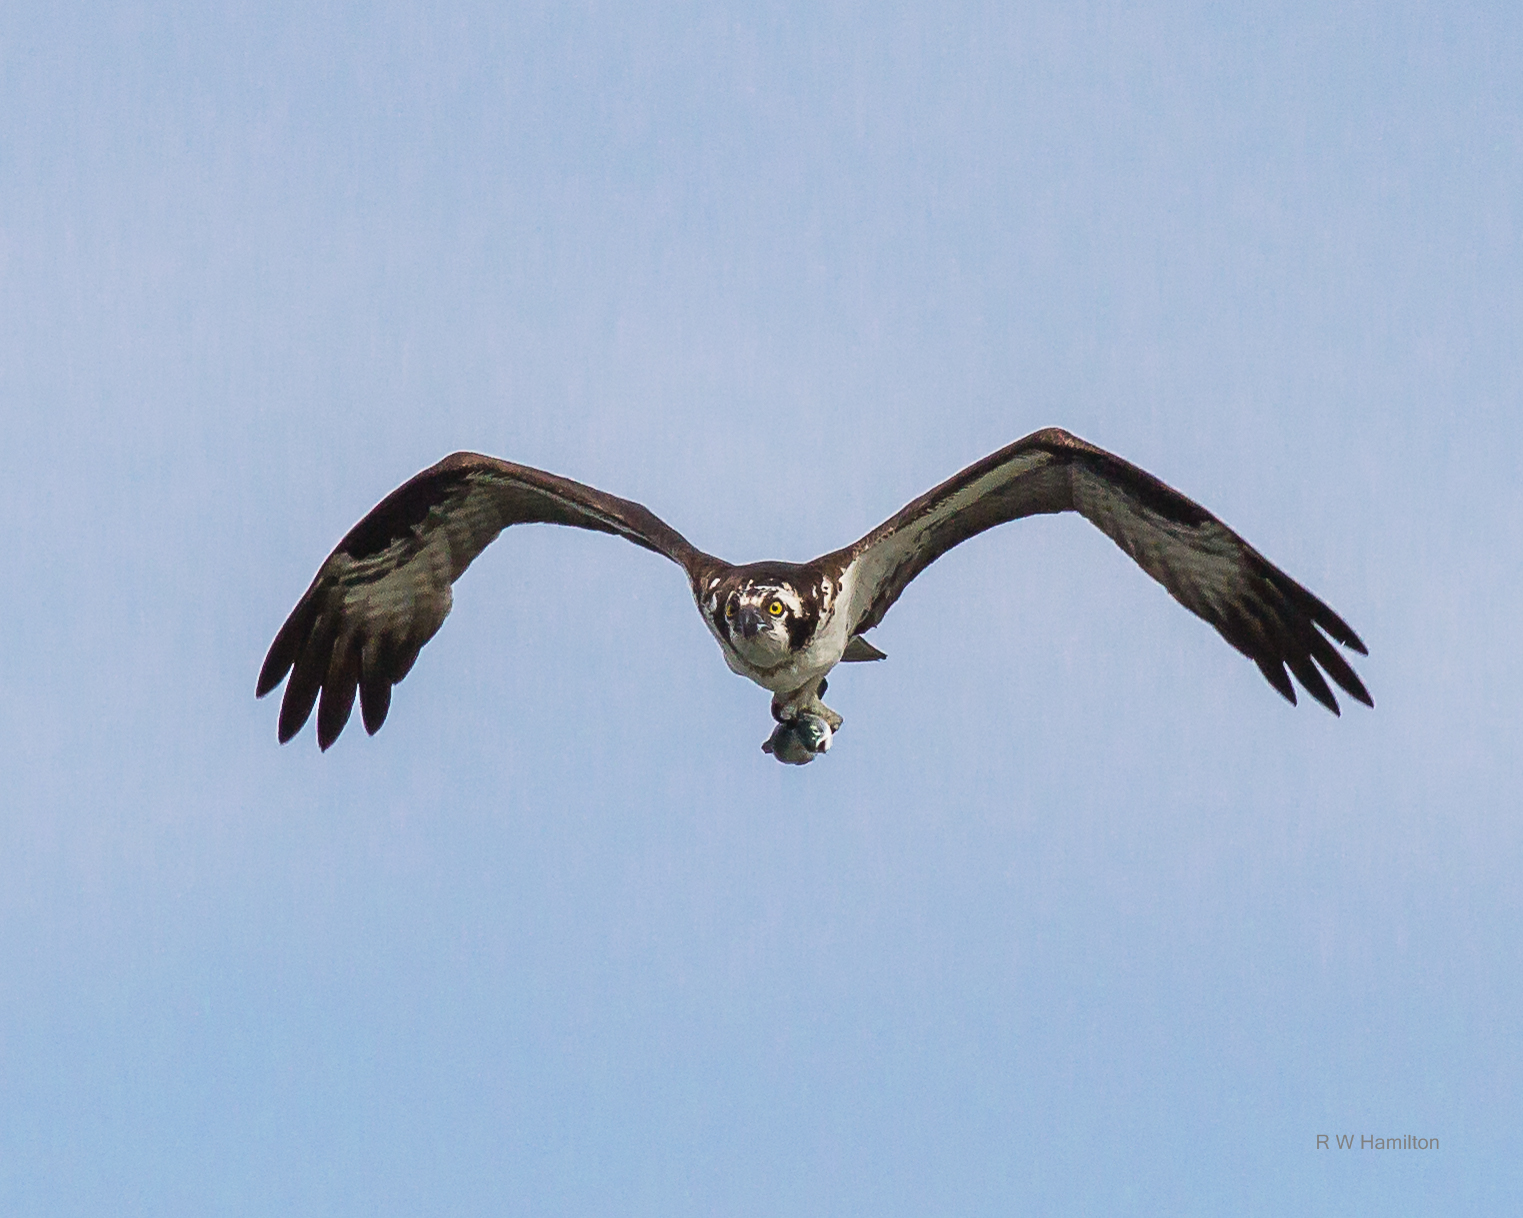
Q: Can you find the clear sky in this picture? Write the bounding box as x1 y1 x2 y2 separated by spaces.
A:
2 2 1519 1214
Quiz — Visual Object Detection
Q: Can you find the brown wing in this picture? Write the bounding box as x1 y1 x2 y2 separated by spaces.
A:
257 453 718 748
829 427 1372 714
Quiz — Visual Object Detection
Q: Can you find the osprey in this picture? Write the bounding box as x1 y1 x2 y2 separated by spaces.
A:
258 428 1371 763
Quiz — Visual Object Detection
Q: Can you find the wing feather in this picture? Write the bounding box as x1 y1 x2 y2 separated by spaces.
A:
258 453 716 747
830 427 1371 713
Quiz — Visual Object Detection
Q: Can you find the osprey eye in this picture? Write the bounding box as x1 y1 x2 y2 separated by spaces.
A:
768 600 784 617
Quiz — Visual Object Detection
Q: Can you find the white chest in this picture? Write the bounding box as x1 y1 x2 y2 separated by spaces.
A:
697 568 858 695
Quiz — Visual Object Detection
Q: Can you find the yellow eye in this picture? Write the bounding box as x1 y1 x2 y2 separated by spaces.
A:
725 602 736 619
768 600 785 617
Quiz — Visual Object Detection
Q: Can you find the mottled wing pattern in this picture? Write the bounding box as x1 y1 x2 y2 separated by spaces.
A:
257 453 713 748
835 427 1372 713
831 431 1074 637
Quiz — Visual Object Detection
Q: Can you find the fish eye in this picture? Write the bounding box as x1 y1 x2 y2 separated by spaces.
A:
768 600 785 617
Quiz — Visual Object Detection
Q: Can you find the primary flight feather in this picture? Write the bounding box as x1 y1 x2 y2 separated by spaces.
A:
258 428 1371 762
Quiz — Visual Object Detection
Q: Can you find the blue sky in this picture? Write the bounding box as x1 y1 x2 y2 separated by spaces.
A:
2 2 1519 1213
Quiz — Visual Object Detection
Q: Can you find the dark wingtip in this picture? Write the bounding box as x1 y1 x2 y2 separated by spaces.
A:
1304 630 1373 712
1267 572 1373 711
360 677 391 736
258 595 320 699
1346 680 1374 710
1337 665 1374 710
1327 608 1369 657
315 647 361 750
1256 657 1298 706
276 710 303 745
255 663 283 700
1330 622 1369 657
1288 655 1341 716
1305 596 1368 657
276 665 323 744
257 639 295 698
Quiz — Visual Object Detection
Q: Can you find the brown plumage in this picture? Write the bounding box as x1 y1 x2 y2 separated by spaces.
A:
258 429 1371 755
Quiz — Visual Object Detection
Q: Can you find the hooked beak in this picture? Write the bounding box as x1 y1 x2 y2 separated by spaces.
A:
736 606 764 639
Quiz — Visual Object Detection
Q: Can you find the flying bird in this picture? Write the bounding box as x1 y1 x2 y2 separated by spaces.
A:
258 427 1372 763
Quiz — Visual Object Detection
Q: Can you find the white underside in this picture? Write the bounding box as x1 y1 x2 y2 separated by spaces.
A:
702 566 860 698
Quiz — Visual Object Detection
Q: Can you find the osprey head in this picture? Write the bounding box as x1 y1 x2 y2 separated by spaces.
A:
712 573 811 666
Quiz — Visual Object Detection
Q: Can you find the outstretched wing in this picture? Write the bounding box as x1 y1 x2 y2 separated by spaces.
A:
830 427 1372 713
258 453 717 748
